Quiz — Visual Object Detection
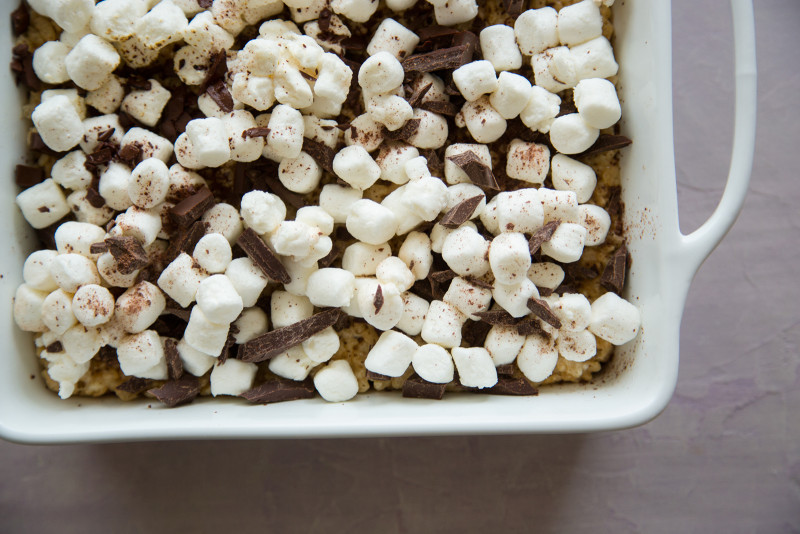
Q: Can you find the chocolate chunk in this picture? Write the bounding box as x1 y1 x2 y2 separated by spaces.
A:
172 220 208 257
241 378 316 404
36 220 62 250
411 279 434 302
164 338 183 380
600 242 628 294
240 308 342 363
402 374 446 400
502 0 525 17
416 26 461 43
86 146 115 166
528 220 561 255
206 80 234 113
105 235 149 274
475 309 518 326
29 132 60 157
115 377 153 395
236 228 291 285
429 269 457 283
526 297 562 329
217 327 238 364
125 76 152 91
11 44 40 91
516 316 546 336
150 374 200 408
14 165 44 188
366 370 392 381
318 7 332 32
446 151 498 190
578 135 633 158
116 143 142 166
461 319 491 347
85 187 106 208
406 82 432 108
11 3 29 36
198 0 213 7
169 187 214 227
420 149 443 174
496 364 515 377
487 377 538 396
401 45 473 72
439 195 484 228
373 284 384 313
340 36 368 50
537 287 553 297
302 137 335 173
452 31 478 58
200 49 228 92
463 275 493 290
383 118 420 141
89 242 108 255
418 100 459 116
97 128 115 143
242 127 271 138
45 341 63 353
317 244 339 268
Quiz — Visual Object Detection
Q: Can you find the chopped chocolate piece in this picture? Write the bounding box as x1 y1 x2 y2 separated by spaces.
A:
89 242 108 255
14 164 44 188
318 7 332 32
463 275 493 290
420 148 443 174
429 269 457 283
115 376 153 395
236 227 291 284
86 146 115 167
172 220 208 257
502 0 525 17
241 378 316 404
487 377 538 396
563 262 598 282
366 370 392 381
526 297 562 329
373 284 384 313
537 287 553 297
206 80 234 113
411 279 435 302
36 220 61 250
302 137 335 172
402 374 446 400
45 341 63 353
383 118 420 141
317 244 339 268
557 99 578 117
29 132 60 156
496 364 515 377
516 316 545 336
11 3 29 36
578 135 633 158
461 318 492 347
600 242 628 295
242 127 271 138
150 374 200 408
475 309 518 326
97 128 115 143
86 187 106 208
452 31 478 57
164 338 183 380
439 195 484 228
169 187 214 227
200 49 228 92
446 151 499 190
419 100 459 116
407 82 432 108
416 26 461 43
528 220 561 255
125 76 152 91
116 143 142 165
217 329 238 364
162 88 185 122
240 308 342 363
11 44 40 91
401 45 473 72
105 235 149 274
198 0 213 7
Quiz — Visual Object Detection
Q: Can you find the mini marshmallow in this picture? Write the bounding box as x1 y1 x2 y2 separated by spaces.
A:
506 140 551 185
13 285 48 332
242 0 284 23
444 144 492 185
367 94 414 132
267 105 305 159
367 18 419 59
223 258 268 308
302 116 341 149
549 113 599 155
411 344 453 384
579 204 611 246
538 188 579 223
61 324 106 365
97 252 140 288
443 276 492 320
408 73 450 105
401 177 449 224
135 0 188 50
183 10 235 51
515 7 559 56
453 61 498 102
528 262 565 290
346 200 398 246
420 300 465 348
86 76 126 114
407 109 448 149
376 257 415 293
570 36 619 81
257 19 301 39
174 45 212 86
480 25 522 71
115 281 166 333
184 306 230 356
230 73 275 112
343 114 385 152
358 280 404 330
341 277 370 318
42 88 87 120
269 220 322 260
396 291 429 336
493 278 539 318
489 72 533 121
157 252 209 307
532 46 576 94
166 164 207 203
301 327 340 364
441 226 490 277
452 347 497 389
314 53 352 106
358 51 404 95
46 0 95 33
23 250 59 292
376 142 419 185
193 233 232 274
114 206 162 246
91 0 147 42
588 292 641 345
115 35 161 69
333 146 381 191
484 325 526 365
64 34 121 91
304 15 351 55
32 41 70 84
520 85 561 134
403 156 432 182
331 0 379 23
489 232 532 286
221 110 263 163
67 190 116 226
461 97 507 144
274 60 314 109
72 284 115 327
239 190 286 236
573 78 621 129
551 293 592 332
42 289 77 335
432 0 478 26
80 114 125 154
398 231 433 280
314 360 359 402
495 189 544 234
380 186 424 236
121 79 172 127
129 158 169 209
122 128 174 163
558 0 603 46
186 117 231 168
278 152 322 194
365 330 418 377
51 151 92 191
54 222 105 260
177 338 217 377
42 351 89 399
541 222 587 263
268 346 315 380
292 208 332 238
117 330 168 379
270 291 314 329
50 253 101 293
232 308 269 344
386 0 416 9
306 268 356 308
210 359 258 396
552 154 597 203
342 242 392 276
211 0 248 34
202 203 244 245
517 334 559 382
98 163 133 211
557 329 597 362
319 184 363 225
31 96 83 153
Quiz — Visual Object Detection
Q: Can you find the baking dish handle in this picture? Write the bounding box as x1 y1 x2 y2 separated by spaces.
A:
678 0 757 274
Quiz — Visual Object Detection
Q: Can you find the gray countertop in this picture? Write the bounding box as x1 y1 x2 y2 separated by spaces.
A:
2 2 798 532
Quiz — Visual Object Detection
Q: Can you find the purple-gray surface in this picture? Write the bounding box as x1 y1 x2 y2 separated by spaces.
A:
2 2 798 533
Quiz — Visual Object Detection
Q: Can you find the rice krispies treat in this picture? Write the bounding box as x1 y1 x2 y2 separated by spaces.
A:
11 0 638 406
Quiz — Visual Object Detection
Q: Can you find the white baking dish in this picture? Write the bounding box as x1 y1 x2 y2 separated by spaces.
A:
0 0 756 443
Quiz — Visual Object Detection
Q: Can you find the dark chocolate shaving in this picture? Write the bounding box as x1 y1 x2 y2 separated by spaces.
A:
487 377 538 396
496 364 515 377
240 308 342 363
206 80 234 113
105 235 149 274
302 137 335 173
116 143 142 166
429 269 457 283
164 338 183 380
528 221 561 255
86 187 106 208
383 118 420 142
172 220 208 258
317 244 339 268
242 127 271 138
318 7 332 32
516 316 546 336
198 0 213 7
463 275 493 290
89 242 108 255
169 187 214 227
11 3 29 36
14 165 44 188
86 146 115 166
45 341 63 353
600 242 628 294
150 374 200 408
526 298 562 329
416 26 461 43
402 374 446 400
406 82 432 108
537 287 553 297
461 319 491 347
475 310 518 326
502 0 525 17
418 100 459 116
439 195 484 228
401 45 473 72
366 370 392 381
373 284 384 313
446 151 498 190
241 379 317 404
200 49 228 92
236 227 291 285
115 377 153 395
577 135 633 158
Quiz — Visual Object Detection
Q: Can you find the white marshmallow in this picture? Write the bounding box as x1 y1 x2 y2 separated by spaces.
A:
211 0 247 34
166 165 206 204
331 0 379 23
42 88 87 120
570 36 619 81
551 293 592 332
192 233 232 274
232 308 269 345
267 105 305 159
358 51 404 95
367 18 419 59
98 163 133 212
358 280 404 331
407 109 448 149
432 0 478 25
121 79 172 127
50 253 101 293
42 289 77 335
493 278 539 318
270 291 313 329
72 284 115 327
210 359 258 396
342 242 392 276
67 190 116 226
221 110 263 162
364 330 417 377
174 45 212 86
528 262 565 290
397 291 429 337
135 0 188 50
515 7 559 56
47 0 95 33
86 76 126 114
91 0 147 42
589 292 641 345
32 41 70 84
489 72 533 121
558 0 603 47
42 350 90 399
295 207 334 237
495 189 544 234
54 221 105 259
376 142 419 185
318 184 362 225
579 204 611 246
480 25 522 71
411 344 454 384
51 152 92 192
128 158 169 209
346 199 398 246
115 35 161 69
380 186 424 235
420 300 464 348
574 78 621 129
269 221 323 261
402 178 449 225
230 73 275 112
302 116 341 149
306 268 356 308
441 226 490 277
201 203 243 245
157 252 209 308
13 285 48 332
343 114 385 152
186 117 231 168
452 61 498 102
518 89 558 135
304 15 350 55
552 154 597 203
117 330 168 379
242 0 283 24
443 276 492 320
461 97 507 144
443 144 492 185
31 96 83 153
386 0 416 9
177 338 216 377
23 250 59 292
64 34 120 91
183 10 235 51
408 72 450 105
278 152 322 194
274 60 314 109
452 347 497 388
531 46 576 94
239 191 285 236
557 329 597 362
539 188 579 223
541 222 587 263
517 334 558 382
115 281 166 334
367 94 414 132
314 360 359 402
122 128 173 163
505 140 550 185
484 325 526 365
225 257 268 308
114 206 162 246
333 146 381 191
376 257 415 293
268 346 315 380
549 113 599 155
79 114 125 155
398 231 432 280
302 327 340 364
184 306 230 356
403 156 432 182
97 252 140 288
314 53 352 107
489 232 532 286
